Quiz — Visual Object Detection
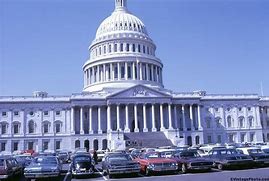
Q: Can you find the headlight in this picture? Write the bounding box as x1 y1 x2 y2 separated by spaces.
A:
171 163 176 166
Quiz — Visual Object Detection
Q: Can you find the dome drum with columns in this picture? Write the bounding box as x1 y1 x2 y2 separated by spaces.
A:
83 0 163 92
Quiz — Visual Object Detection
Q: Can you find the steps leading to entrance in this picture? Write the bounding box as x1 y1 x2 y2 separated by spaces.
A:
124 132 174 148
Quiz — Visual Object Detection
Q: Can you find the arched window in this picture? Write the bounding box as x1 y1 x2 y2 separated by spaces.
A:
102 139 108 150
239 116 245 127
227 116 232 128
248 116 254 127
75 140 80 149
42 121 50 134
126 43 130 52
54 121 62 133
215 117 222 128
0 122 8 134
28 120 35 134
93 139 99 151
12 121 21 134
114 44 118 52
132 44 136 52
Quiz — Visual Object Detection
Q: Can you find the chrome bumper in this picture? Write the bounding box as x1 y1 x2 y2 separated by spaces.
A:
109 168 140 174
24 172 60 178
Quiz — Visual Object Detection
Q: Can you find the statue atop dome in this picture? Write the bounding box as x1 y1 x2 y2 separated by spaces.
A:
115 0 127 12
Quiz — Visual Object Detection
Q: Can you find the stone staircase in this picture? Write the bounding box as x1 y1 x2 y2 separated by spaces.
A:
124 132 174 149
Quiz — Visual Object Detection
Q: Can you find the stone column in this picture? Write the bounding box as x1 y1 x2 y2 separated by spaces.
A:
189 104 194 131
139 63 143 80
174 105 178 129
117 105 121 131
89 107 93 134
107 105 112 133
151 64 154 81
97 65 100 82
160 104 165 131
134 104 139 132
168 104 173 130
143 104 148 132
92 67 96 83
124 105 130 132
152 104 157 132
103 64 106 81
125 62 128 80
98 106 102 134
146 64 150 81
117 62 121 80
197 105 202 130
111 63 114 81
70 107 75 134
132 62 136 80
80 107 84 134
182 105 186 131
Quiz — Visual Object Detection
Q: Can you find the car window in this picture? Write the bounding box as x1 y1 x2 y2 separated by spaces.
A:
145 153 160 159
248 149 263 154
237 150 244 154
262 149 269 153
34 157 57 164
74 156 91 162
212 151 219 155
108 155 132 162
180 152 200 158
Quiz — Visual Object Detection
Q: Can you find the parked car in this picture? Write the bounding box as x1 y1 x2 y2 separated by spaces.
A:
237 147 269 166
56 150 70 163
0 156 23 180
70 154 95 178
168 150 213 173
24 156 62 180
102 152 140 178
135 152 178 176
206 148 254 170
14 155 33 168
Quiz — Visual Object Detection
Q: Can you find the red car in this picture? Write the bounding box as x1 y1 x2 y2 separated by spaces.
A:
134 152 178 176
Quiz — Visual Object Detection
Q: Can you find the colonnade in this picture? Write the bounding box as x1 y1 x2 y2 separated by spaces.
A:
84 61 163 86
70 103 202 134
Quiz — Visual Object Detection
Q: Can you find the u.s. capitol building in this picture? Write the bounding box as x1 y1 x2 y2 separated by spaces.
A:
1 0 269 152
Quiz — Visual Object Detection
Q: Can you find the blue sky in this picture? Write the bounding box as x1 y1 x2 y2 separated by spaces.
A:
0 0 269 96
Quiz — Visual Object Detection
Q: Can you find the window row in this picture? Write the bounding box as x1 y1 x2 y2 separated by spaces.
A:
205 116 255 129
207 107 254 113
91 42 155 58
0 111 62 117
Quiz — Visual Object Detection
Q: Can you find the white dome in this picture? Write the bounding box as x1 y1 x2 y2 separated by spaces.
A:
95 3 148 39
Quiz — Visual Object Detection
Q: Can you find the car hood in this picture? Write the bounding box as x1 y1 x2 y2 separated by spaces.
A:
143 158 175 164
26 163 58 170
175 157 212 163
75 161 92 169
109 160 138 166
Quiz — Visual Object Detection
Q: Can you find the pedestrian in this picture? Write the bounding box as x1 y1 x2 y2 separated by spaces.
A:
93 150 98 164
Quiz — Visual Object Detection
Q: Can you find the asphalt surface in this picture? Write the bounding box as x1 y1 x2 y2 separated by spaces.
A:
15 163 269 181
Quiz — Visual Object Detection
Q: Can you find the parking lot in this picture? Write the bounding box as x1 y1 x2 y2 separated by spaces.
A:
14 166 269 181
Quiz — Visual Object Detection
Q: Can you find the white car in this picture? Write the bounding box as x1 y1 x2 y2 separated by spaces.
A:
237 147 269 166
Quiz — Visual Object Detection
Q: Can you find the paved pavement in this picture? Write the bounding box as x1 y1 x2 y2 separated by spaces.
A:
17 164 269 181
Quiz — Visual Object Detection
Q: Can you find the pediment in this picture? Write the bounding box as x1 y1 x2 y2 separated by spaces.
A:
108 85 171 98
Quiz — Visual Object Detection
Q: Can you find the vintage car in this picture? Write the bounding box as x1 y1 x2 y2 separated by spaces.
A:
206 148 254 170
24 156 62 180
56 150 70 163
237 147 269 166
102 152 140 178
70 154 95 178
0 156 23 180
14 155 33 168
167 150 213 173
135 152 178 176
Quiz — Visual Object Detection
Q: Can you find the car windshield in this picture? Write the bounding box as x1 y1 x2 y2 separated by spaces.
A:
145 153 161 159
15 156 32 162
262 149 269 153
248 149 263 154
74 156 91 162
34 157 57 164
0 159 4 166
180 152 200 158
108 155 132 163
220 149 239 155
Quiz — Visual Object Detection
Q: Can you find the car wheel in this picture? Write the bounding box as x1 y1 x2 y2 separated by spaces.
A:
108 174 113 179
217 163 223 170
103 169 107 176
181 164 187 174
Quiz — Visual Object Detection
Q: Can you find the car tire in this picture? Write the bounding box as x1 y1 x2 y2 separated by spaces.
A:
108 174 113 179
181 164 187 174
103 169 107 176
217 163 223 170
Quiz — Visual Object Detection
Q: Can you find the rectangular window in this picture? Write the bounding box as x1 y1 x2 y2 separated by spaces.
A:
1 125 6 134
114 44 117 52
126 43 130 52
143 45 146 53
114 66 118 79
44 111 49 116
121 66 125 78
14 111 19 116
103 45 106 54
13 142 18 151
138 45 141 52
240 133 245 143
44 124 49 134
1 142 6 151
13 124 19 134
250 133 255 142
43 141 49 151
2 112 7 116
120 43 123 52
228 134 234 143
56 111 61 116
55 141 61 150
109 44 112 53
132 44 136 52
207 136 212 144
28 142 34 150
217 135 222 143
99 47 101 55
56 124 61 133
